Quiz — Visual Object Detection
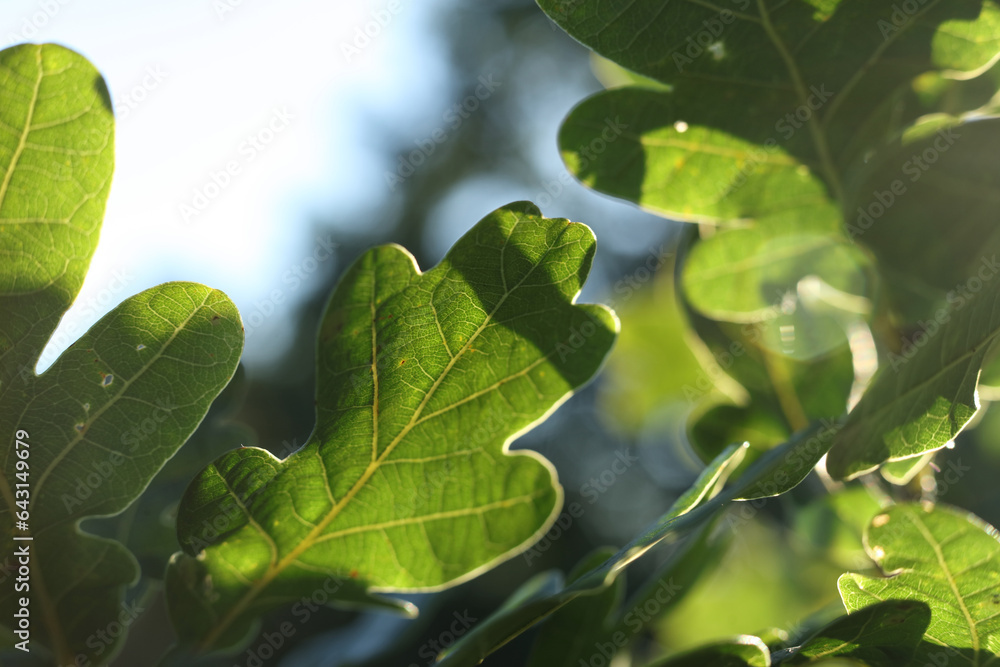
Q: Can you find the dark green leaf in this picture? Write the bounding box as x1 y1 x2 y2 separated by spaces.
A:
785 600 930 665
646 636 770 667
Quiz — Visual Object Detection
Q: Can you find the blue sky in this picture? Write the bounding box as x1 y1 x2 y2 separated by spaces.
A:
4 0 671 370
1 0 453 367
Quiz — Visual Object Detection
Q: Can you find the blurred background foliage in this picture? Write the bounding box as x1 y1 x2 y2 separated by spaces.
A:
19 0 1000 665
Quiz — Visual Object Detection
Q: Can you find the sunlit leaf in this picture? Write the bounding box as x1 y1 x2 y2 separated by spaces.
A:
840 503 1000 661
0 44 244 665
825 283 1000 479
164 202 619 652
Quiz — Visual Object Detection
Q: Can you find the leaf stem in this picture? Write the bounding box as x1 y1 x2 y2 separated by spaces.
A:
759 346 810 432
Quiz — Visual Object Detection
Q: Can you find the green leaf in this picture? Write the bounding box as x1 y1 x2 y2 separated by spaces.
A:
598 259 743 435
543 2 1000 320
784 600 931 665
527 513 729 667
677 261 855 462
541 0 1000 82
682 223 870 324
844 118 1000 321
557 86 834 226
840 503 1000 661
793 486 884 570
1 283 244 663
439 420 840 666
526 547 625 667
0 43 114 382
824 282 1000 480
87 365 255 576
437 442 747 667
163 202 619 652
0 44 245 664
542 0 1000 177
689 402 789 465
646 636 770 667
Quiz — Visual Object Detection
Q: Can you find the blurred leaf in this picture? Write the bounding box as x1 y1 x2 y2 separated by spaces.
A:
689 402 790 466
440 419 842 666
164 202 619 652
541 0 1000 179
840 503 1000 661
646 636 770 667
682 223 870 324
590 53 670 91
526 547 624 667
844 118 1000 321
678 251 855 464
793 486 883 570
437 442 747 667
0 44 244 665
825 282 1000 480
784 600 930 665
599 261 739 434
528 511 731 666
879 452 936 487
542 0 1000 336
655 517 841 654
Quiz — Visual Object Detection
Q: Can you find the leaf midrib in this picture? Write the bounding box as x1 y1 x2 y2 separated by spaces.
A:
0 46 44 532
198 218 569 651
908 510 981 661
0 45 41 216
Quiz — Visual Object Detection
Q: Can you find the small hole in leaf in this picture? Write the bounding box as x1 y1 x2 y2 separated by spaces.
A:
74 423 85 432
102 374 114 387
136 344 146 351
708 41 725 60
